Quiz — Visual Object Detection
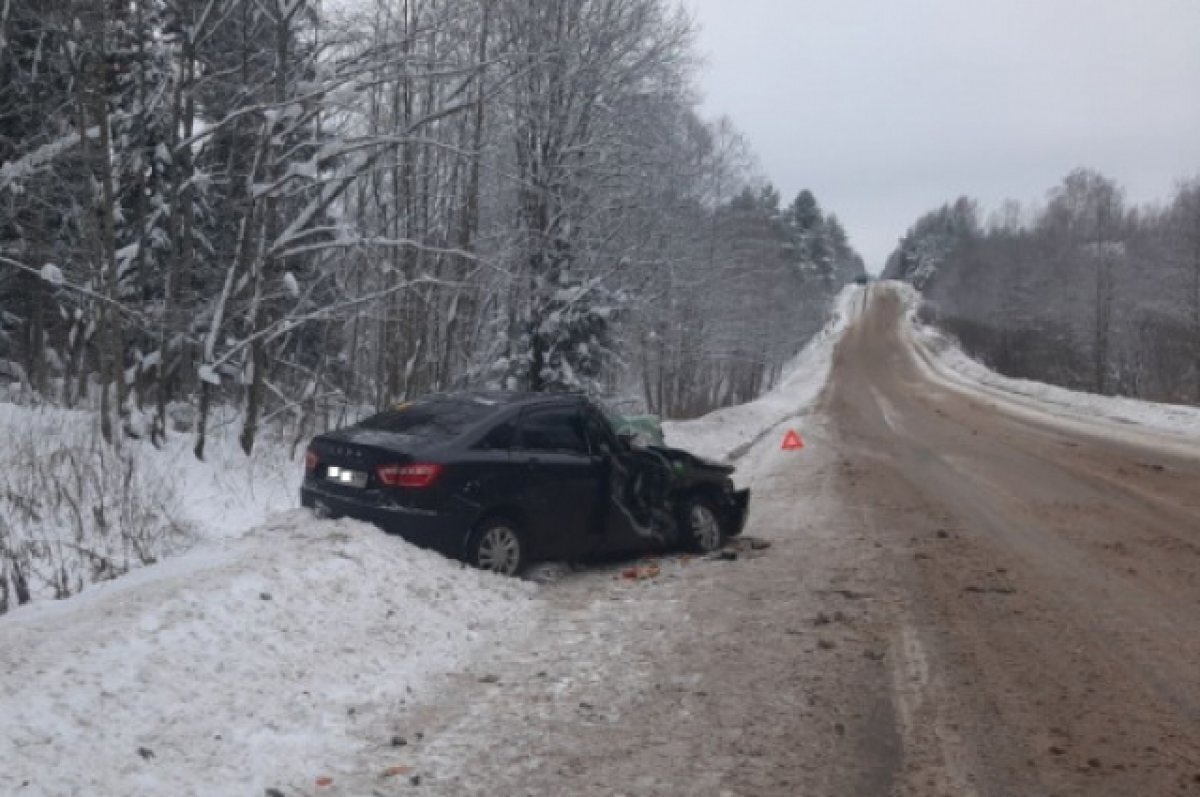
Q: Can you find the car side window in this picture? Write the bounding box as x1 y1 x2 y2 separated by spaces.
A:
518 407 588 455
475 419 516 451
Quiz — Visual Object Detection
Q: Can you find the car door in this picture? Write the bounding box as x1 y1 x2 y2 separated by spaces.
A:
513 405 605 559
579 407 662 554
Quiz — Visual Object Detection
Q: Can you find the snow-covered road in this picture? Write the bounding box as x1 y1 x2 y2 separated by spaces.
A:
826 284 1200 796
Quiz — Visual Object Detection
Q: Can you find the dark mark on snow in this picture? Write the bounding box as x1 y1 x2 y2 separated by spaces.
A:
963 585 1016 596
817 588 871 600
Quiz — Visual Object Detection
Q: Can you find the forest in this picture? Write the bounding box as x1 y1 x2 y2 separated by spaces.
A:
884 169 1200 406
0 0 865 459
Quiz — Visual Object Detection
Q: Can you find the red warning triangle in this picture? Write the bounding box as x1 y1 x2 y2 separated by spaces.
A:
781 429 805 451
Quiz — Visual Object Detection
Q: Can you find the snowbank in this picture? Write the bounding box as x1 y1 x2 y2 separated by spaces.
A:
0 402 301 546
663 285 862 462
0 511 534 796
892 281 1200 447
0 402 303 608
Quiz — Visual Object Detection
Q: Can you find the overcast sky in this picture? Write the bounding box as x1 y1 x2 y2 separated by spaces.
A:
683 0 1200 271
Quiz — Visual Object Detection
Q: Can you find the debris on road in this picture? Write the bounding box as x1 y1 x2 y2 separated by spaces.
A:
727 536 772 553
816 588 871 601
962 584 1016 596
524 562 576 584
619 561 662 580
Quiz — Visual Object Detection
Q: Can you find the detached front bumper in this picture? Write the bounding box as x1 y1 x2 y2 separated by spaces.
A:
300 484 469 559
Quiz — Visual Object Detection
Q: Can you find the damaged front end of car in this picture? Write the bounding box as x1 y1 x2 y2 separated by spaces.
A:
619 442 751 548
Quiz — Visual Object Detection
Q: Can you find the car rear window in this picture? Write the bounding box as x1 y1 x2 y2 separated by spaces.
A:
358 399 495 443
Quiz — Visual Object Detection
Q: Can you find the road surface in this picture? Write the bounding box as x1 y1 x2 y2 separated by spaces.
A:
334 285 1200 796
826 285 1200 796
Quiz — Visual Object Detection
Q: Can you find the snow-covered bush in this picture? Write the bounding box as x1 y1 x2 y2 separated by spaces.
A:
0 410 193 613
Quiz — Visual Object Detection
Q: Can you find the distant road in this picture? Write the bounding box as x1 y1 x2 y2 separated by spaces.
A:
825 284 1200 796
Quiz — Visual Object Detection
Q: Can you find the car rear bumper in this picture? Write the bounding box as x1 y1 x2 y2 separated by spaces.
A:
300 485 469 559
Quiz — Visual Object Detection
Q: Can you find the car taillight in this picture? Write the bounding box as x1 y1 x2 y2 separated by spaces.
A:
304 448 319 471
376 462 443 489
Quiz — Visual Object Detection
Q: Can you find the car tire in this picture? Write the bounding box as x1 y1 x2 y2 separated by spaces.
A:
679 496 724 553
469 517 526 577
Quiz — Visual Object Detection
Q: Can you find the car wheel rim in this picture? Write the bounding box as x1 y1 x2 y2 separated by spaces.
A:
477 526 521 575
690 504 721 551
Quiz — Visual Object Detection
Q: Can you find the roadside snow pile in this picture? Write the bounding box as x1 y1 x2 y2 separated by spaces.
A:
0 511 535 796
663 285 862 462
0 402 301 611
0 404 193 609
893 282 1200 444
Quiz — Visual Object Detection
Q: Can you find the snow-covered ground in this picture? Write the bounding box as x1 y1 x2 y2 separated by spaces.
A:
0 512 534 796
9 280 1198 796
0 403 305 611
0 408 535 795
0 402 301 545
892 282 1200 449
0 290 866 796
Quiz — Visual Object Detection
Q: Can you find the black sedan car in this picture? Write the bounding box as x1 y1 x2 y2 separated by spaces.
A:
301 391 750 575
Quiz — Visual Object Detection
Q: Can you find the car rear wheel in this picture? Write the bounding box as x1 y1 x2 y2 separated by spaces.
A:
470 518 526 577
681 498 724 553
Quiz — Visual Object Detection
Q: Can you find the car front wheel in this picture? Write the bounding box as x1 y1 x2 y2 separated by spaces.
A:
680 497 724 553
470 518 526 577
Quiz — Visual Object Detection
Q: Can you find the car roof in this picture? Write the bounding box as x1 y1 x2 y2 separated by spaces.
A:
419 390 589 410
